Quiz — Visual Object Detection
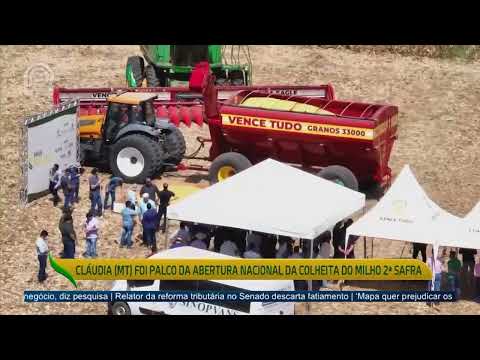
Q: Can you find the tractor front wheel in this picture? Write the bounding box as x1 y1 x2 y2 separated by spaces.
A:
317 165 359 191
209 152 252 184
110 134 163 183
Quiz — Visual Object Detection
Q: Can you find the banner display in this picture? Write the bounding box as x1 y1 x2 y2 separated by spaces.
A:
20 101 79 204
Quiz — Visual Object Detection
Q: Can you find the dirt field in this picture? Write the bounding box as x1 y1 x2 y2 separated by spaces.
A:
0 45 479 315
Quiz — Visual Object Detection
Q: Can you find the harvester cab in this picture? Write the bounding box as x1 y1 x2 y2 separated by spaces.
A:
79 92 186 183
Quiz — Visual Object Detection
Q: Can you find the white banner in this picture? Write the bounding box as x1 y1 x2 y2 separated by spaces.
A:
22 101 79 203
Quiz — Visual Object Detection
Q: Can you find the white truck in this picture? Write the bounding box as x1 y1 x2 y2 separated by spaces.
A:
108 246 295 315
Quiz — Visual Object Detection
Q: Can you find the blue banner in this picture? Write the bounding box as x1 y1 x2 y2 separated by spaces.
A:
23 290 456 303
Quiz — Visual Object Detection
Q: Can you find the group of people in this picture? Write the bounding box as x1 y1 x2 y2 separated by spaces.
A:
422 246 480 305
48 163 81 209
168 218 357 260
118 178 175 254
37 164 177 283
166 219 358 290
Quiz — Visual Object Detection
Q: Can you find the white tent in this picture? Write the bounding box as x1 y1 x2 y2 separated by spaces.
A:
168 158 365 240
465 202 480 220
440 202 480 250
346 165 460 251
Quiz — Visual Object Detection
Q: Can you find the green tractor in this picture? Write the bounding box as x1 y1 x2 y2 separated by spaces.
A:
126 45 252 88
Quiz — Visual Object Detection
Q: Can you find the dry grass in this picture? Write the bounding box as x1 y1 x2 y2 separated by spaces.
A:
321 45 480 61
1 45 480 315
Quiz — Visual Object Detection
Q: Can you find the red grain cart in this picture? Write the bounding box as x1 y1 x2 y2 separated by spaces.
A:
189 62 398 191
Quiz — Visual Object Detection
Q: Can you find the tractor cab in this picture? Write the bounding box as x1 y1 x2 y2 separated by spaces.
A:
104 92 157 142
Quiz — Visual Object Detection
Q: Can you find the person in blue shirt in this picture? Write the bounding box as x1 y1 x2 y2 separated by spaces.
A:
60 168 74 210
142 203 159 254
69 165 81 204
104 176 123 210
120 200 137 249
89 168 103 217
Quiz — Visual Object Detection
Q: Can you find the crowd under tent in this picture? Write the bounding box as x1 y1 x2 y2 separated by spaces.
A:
167 158 365 243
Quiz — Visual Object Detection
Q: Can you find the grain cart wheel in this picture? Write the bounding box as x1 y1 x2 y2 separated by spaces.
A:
111 302 131 315
145 65 161 87
317 165 359 191
126 56 145 87
209 152 252 184
163 127 186 166
110 134 163 183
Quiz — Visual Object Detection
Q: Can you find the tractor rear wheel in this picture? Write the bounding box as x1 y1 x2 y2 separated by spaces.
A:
110 134 163 183
209 152 252 184
163 126 186 166
317 165 359 191
145 65 161 87
126 56 145 87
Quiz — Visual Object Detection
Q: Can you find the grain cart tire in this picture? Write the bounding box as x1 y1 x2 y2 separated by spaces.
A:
126 56 145 87
163 127 186 165
145 65 161 87
110 134 163 183
317 165 359 191
111 302 131 315
209 152 252 184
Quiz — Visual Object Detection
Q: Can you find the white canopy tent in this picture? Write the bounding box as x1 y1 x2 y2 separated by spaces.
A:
168 158 366 240
465 202 480 220
346 165 461 256
440 202 480 250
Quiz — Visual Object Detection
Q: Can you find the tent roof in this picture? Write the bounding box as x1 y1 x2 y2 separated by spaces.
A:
465 202 480 220
347 165 460 246
445 201 480 250
168 159 365 239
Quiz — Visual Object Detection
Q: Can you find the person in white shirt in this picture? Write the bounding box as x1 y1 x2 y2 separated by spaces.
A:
83 211 99 258
49 164 62 207
127 185 138 210
36 230 49 282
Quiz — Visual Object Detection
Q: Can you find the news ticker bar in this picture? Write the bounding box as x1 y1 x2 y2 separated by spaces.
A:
24 291 456 303
48 255 432 288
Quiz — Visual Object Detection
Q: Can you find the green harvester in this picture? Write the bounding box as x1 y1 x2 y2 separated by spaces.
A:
126 45 252 88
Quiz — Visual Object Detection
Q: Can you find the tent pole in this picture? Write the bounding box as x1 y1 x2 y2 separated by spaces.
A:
361 205 367 258
307 238 313 315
